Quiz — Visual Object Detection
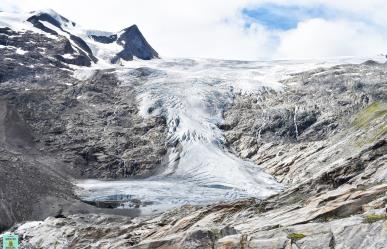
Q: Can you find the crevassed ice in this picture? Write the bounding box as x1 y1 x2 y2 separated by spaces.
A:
117 59 285 196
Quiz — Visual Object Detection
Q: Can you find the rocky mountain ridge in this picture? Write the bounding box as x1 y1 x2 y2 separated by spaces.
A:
1 9 158 67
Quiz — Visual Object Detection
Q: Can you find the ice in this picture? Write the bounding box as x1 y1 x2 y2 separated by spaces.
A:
117 60 285 196
15 47 28 55
77 179 256 215
86 30 115 37
116 59 310 193
85 37 122 63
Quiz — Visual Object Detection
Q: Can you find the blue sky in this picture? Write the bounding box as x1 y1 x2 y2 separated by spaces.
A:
1 0 387 60
242 4 334 30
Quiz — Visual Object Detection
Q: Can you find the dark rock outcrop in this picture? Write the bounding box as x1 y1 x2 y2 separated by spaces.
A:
25 12 98 66
90 34 117 44
111 25 159 63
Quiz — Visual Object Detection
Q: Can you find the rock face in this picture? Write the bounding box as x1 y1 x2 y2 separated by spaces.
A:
0 100 141 232
112 25 159 63
26 10 98 66
90 24 160 63
0 27 75 80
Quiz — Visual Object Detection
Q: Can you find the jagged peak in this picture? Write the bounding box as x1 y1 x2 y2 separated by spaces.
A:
122 24 139 32
116 24 140 37
112 24 159 62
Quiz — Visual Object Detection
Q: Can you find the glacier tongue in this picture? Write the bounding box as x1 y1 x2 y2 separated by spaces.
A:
117 58 288 197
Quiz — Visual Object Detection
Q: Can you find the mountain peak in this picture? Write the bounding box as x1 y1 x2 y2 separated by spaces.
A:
124 24 139 31
112 24 159 62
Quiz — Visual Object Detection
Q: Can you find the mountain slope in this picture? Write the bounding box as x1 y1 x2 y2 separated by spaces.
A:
0 100 76 230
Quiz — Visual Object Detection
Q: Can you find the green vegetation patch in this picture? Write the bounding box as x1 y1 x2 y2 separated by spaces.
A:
364 213 387 223
352 101 387 128
352 101 387 147
287 233 306 240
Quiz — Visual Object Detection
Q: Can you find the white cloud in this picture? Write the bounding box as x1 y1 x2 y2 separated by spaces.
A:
1 0 387 60
276 18 387 59
0 0 20 12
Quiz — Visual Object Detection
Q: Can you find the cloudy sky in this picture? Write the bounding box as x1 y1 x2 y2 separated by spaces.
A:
1 0 387 60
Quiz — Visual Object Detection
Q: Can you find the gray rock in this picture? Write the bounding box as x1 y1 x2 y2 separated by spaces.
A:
111 25 159 63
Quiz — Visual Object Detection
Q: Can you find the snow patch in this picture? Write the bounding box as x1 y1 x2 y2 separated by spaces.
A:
62 53 74 59
72 68 97 81
15 47 28 55
86 30 114 37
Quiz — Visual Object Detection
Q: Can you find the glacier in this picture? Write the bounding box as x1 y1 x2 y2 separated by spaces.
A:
77 56 384 214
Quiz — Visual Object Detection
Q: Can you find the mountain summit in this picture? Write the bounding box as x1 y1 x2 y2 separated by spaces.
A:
114 25 159 62
90 24 159 63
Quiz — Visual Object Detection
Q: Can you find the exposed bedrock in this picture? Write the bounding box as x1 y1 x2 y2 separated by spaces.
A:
112 25 159 63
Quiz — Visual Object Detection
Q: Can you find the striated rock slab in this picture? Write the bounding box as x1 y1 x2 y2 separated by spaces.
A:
9 184 386 248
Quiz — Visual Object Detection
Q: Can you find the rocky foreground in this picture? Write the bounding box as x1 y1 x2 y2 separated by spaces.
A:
0 9 386 249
